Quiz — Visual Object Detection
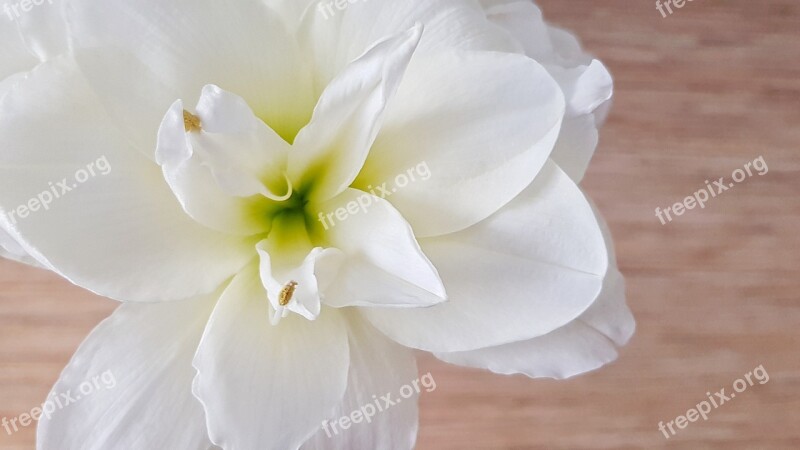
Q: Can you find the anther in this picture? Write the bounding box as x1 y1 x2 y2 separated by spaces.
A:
183 110 202 132
279 281 298 306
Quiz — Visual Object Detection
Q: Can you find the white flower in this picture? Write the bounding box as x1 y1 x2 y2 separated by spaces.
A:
0 0 634 449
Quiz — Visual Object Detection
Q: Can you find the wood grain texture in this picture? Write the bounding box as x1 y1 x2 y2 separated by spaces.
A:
1 0 799 449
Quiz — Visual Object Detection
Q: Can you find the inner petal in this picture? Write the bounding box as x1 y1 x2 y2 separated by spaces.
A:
155 86 294 236
256 212 343 324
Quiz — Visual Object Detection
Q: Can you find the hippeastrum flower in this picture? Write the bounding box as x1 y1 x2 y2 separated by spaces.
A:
0 0 634 448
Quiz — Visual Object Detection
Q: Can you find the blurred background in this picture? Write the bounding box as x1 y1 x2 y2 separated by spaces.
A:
2 0 799 448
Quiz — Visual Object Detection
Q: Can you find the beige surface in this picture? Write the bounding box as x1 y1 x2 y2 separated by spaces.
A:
1 0 799 448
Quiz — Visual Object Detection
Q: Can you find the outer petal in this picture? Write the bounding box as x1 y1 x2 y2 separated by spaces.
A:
550 114 600 183
302 0 520 85
0 201 44 268
544 61 613 182
261 0 316 29
289 25 422 201
302 316 419 450
0 223 40 266
434 269 635 379
360 160 607 352
481 0 590 67
0 58 253 302
433 200 634 378
314 189 446 308
484 0 614 182
66 0 314 156
36 294 217 450
0 20 39 120
0 20 37 81
355 50 565 237
14 0 69 61
193 264 350 450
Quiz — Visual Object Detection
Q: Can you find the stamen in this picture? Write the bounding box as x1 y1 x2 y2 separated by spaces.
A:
183 110 202 133
279 281 298 306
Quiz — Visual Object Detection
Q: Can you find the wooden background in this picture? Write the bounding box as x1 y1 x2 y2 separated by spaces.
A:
1 0 799 448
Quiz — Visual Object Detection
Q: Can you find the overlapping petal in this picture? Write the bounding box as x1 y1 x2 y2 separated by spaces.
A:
361 160 608 352
301 0 520 85
37 294 217 449
66 0 314 156
258 241 342 322
302 316 420 450
0 58 253 302
193 264 350 450
0 16 47 266
0 20 37 81
355 50 565 237
483 0 614 182
434 268 632 379
0 222 40 266
12 0 69 62
314 189 446 308
156 86 292 236
288 25 422 201
433 207 635 378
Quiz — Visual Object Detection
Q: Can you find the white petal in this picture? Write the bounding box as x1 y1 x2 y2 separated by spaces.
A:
70 47 176 160
0 212 48 268
156 87 292 235
484 1 613 183
0 20 37 80
548 26 591 67
66 0 314 157
257 242 343 321
314 189 446 308
193 264 350 450
0 222 39 266
550 115 599 184
360 160 607 352
434 269 634 379
289 25 422 201
547 61 612 181
262 0 315 29
0 58 253 302
302 0 520 85
576 269 635 348
37 294 217 450
302 316 419 450
13 0 69 62
554 60 614 117
0 72 27 105
0 226 23 259
483 1 590 68
355 50 564 237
